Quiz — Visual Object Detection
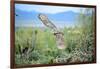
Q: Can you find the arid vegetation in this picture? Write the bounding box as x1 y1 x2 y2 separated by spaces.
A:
15 9 95 65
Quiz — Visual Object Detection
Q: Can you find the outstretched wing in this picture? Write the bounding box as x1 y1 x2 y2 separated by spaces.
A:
38 14 58 32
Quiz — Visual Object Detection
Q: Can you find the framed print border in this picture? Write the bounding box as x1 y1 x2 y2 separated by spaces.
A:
10 1 96 68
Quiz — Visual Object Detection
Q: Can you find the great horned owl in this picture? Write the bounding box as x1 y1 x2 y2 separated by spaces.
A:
38 14 66 49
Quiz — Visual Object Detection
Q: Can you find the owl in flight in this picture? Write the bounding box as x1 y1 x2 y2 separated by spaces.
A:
38 14 66 49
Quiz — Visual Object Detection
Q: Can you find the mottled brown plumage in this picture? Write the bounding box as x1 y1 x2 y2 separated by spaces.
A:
38 14 66 49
